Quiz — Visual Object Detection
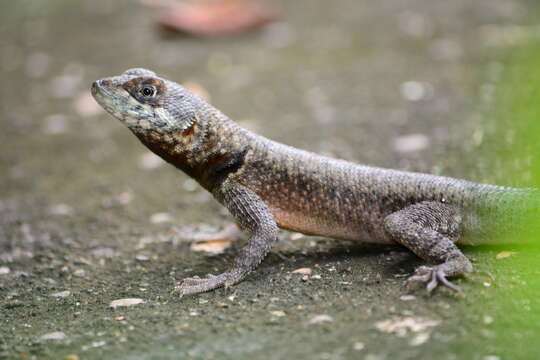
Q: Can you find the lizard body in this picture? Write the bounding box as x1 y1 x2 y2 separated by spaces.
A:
91 68 536 295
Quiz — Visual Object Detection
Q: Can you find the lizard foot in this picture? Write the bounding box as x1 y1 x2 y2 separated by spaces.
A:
405 265 463 294
172 271 243 296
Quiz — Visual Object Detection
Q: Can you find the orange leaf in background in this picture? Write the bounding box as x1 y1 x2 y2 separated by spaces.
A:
190 239 232 254
158 0 278 37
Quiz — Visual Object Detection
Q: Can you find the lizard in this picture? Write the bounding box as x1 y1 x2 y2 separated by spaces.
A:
91 68 536 296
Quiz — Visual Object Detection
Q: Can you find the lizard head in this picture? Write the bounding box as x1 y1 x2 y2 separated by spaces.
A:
91 68 204 139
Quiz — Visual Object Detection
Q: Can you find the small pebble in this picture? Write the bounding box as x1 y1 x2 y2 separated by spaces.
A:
0 266 10 275
73 269 86 277
399 295 416 301
400 81 431 101
393 134 430 153
353 342 365 351
150 212 174 224
270 310 286 317
117 191 134 205
109 298 145 309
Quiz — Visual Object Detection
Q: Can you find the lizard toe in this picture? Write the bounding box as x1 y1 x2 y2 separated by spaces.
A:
406 266 463 294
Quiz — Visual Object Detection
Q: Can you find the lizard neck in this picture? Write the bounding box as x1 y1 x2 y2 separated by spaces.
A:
136 107 250 191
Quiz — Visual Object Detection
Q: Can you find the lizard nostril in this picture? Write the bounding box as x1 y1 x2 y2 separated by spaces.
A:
92 80 112 95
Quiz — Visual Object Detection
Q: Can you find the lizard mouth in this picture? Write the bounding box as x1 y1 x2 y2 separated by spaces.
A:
91 80 113 99
91 80 125 118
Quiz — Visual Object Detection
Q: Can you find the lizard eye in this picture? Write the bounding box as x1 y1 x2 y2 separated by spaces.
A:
141 86 156 97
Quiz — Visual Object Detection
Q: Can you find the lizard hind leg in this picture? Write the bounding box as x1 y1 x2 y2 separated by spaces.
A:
383 201 473 293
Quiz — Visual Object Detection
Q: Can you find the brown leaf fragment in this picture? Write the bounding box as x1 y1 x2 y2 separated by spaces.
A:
158 0 278 37
291 267 312 275
190 239 231 254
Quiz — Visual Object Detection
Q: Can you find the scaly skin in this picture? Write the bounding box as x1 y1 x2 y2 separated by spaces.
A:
91 68 536 296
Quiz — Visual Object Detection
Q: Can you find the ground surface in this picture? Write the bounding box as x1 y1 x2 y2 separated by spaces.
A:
1 0 540 359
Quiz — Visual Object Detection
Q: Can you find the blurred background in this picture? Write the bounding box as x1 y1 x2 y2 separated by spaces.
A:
1 0 540 359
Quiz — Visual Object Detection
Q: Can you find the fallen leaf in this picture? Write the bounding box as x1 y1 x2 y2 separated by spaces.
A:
40 332 68 341
308 314 334 325
109 298 145 309
270 310 286 317
190 239 231 254
291 267 312 275
496 251 517 259
50 291 71 298
375 317 440 337
158 0 278 37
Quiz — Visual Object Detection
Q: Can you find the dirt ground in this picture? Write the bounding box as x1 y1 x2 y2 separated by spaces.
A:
1 0 540 359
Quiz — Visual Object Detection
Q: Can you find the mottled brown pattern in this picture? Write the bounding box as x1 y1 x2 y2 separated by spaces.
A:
92 68 539 296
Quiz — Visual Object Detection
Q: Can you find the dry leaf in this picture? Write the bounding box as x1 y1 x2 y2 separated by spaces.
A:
109 298 145 309
308 314 334 325
375 317 440 337
190 239 231 254
291 267 312 275
158 0 278 37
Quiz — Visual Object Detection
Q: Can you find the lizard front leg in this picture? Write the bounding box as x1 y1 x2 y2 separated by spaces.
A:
176 182 278 296
383 201 473 293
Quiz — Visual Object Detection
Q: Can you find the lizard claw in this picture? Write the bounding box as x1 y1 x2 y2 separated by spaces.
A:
172 271 244 297
405 265 463 294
